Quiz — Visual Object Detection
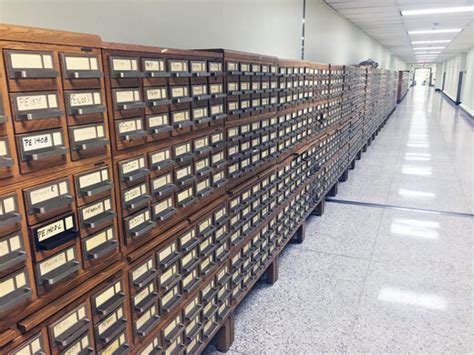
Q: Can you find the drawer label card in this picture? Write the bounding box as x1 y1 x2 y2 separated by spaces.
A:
21 130 63 152
134 282 155 307
144 59 165 72
85 226 115 253
148 113 169 128
209 62 222 72
52 305 87 338
16 93 58 112
150 149 170 165
69 92 101 107
146 87 167 100
172 110 190 123
210 84 223 94
28 179 69 206
132 258 154 282
0 232 22 257
72 124 105 143
118 118 143 134
112 58 138 71
128 209 151 230
0 269 27 298
9 51 53 69
64 55 99 71
98 306 124 335
38 247 76 276
115 89 141 103
37 215 74 242
169 60 188 72
191 61 206 72
78 167 109 190
211 104 223 115
81 198 112 221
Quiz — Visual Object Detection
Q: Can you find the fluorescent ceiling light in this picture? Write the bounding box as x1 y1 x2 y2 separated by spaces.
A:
402 6 474 16
414 51 441 54
411 40 451 44
409 29 462 34
413 46 445 50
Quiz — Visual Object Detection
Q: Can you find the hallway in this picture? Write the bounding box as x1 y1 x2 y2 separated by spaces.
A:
207 87 474 354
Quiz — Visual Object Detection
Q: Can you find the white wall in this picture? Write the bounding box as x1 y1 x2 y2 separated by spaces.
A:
0 0 303 58
304 0 405 69
460 48 474 115
0 0 405 69
441 53 466 103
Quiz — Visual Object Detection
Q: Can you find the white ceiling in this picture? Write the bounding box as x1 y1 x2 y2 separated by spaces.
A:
324 0 474 64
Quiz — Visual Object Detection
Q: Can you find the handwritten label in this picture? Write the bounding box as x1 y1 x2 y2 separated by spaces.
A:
69 91 101 107
37 215 74 242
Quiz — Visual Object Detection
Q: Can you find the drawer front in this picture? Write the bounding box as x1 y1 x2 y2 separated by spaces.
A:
74 166 113 206
0 267 32 314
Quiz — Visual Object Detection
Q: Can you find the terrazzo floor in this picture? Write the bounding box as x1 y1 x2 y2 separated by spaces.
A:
204 86 474 354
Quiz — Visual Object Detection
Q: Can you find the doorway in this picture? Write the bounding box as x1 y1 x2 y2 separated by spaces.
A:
414 68 432 86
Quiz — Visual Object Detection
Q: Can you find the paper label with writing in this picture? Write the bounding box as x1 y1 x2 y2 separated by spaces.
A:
144 59 165 72
118 118 142 134
85 227 114 252
112 58 137 71
38 247 75 276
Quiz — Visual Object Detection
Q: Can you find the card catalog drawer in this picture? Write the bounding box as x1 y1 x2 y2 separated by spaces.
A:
134 303 160 339
0 192 21 237
0 136 14 179
160 283 181 316
209 82 225 100
162 313 184 350
213 206 228 227
16 128 67 172
158 263 180 293
118 154 149 186
210 149 225 170
175 186 195 209
137 334 163 355
30 212 77 253
151 172 176 199
196 177 213 199
191 104 210 125
152 196 176 223
190 83 210 101
174 164 194 189
0 267 32 313
211 169 226 189
173 142 193 165
23 178 73 224
178 228 198 254
130 256 157 292
5 50 58 87
199 253 215 276
170 109 192 129
121 182 151 214
145 86 171 108
124 208 155 241
194 156 211 179
8 331 49 355
34 245 79 293
112 88 144 115
60 330 94 355
10 91 62 126
61 53 102 87
109 56 141 80
48 303 91 350
68 123 108 159
78 197 115 234
180 248 199 276
142 57 168 79
81 225 119 267
115 117 147 148
146 113 172 138
156 239 180 270
64 90 105 125
132 281 158 316
74 166 112 206
97 331 129 354
190 60 209 78
168 59 190 78
0 230 26 275
91 275 125 324
148 148 174 174
95 305 128 348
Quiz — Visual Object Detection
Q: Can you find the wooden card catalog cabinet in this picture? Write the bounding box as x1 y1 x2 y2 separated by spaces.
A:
0 193 21 236
74 166 113 206
0 231 26 275
8 332 49 355
48 303 91 351
82 225 118 265
64 90 105 125
78 197 115 234
23 178 73 224
124 208 155 242
11 91 63 132
134 303 160 339
4 50 58 89
34 246 79 293
0 137 14 179
30 212 77 252
16 129 67 172
68 123 108 159
0 267 32 313
94 305 128 348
